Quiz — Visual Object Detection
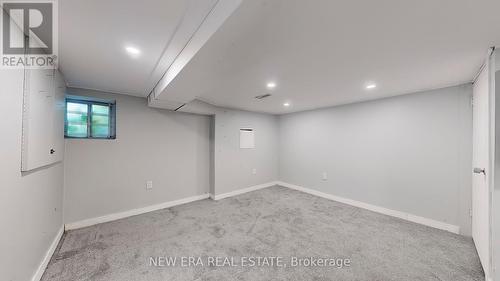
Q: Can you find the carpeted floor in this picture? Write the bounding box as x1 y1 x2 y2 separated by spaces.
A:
42 185 484 281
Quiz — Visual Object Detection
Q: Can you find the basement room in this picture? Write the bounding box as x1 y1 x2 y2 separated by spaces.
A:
1 0 500 280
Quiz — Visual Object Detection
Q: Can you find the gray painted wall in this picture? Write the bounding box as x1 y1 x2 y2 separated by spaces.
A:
179 99 280 196
213 109 279 195
64 89 211 223
278 85 473 235
0 68 64 281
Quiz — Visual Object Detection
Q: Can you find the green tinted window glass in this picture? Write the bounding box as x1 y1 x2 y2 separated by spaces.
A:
67 124 88 137
66 102 88 137
67 102 87 113
91 125 109 137
92 104 109 115
65 99 115 139
91 104 110 137
92 115 109 126
67 112 88 123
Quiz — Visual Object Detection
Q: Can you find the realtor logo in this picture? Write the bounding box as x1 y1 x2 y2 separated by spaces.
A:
1 0 58 68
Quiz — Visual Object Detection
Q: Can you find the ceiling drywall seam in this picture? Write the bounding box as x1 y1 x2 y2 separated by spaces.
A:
148 0 242 109
142 3 196 95
145 0 220 99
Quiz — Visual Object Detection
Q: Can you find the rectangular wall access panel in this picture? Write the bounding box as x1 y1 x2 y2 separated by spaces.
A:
239 128 255 149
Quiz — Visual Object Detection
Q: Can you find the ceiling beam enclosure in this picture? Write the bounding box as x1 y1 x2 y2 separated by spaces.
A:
147 0 242 110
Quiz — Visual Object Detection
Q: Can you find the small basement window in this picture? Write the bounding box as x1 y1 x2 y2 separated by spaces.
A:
65 97 116 139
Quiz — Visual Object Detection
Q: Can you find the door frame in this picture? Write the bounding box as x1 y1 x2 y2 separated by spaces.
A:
491 47 500 281
486 47 495 281
472 47 495 281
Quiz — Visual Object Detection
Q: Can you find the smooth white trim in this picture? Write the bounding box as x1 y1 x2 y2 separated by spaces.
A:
65 194 209 230
277 181 460 234
65 181 460 233
32 225 64 281
212 181 279 200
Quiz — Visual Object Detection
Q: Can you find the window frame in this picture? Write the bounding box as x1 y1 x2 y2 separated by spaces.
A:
64 97 116 139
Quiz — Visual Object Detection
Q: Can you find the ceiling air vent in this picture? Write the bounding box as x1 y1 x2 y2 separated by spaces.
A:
255 94 272 100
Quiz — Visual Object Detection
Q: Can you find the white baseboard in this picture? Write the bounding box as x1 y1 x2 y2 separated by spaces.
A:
32 225 64 281
277 181 460 234
65 194 210 230
65 181 460 234
212 181 279 200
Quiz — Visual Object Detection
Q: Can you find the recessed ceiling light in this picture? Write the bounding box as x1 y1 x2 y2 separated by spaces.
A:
125 46 141 56
267 82 276 89
283 102 290 107
366 83 377 89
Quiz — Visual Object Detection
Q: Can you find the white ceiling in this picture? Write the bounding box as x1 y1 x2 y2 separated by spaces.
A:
59 0 189 96
166 0 500 114
59 0 500 114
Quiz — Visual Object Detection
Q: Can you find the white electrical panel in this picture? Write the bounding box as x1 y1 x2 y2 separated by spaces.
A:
240 128 255 149
21 68 66 171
